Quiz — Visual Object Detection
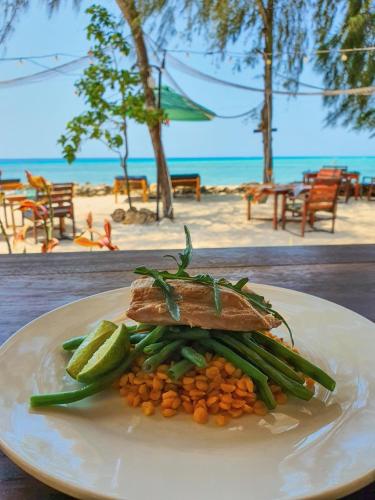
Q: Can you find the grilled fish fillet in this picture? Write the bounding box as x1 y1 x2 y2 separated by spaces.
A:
127 278 281 332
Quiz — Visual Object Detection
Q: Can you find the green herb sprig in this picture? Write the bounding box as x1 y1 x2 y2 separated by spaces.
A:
134 226 294 345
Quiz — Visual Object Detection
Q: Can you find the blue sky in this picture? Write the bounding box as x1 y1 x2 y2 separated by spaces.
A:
0 1 373 159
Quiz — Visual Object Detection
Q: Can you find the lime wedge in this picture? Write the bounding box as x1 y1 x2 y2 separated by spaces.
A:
66 320 117 379
76 324 130 383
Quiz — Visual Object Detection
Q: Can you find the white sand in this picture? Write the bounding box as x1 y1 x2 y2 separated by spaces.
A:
1 192 374 254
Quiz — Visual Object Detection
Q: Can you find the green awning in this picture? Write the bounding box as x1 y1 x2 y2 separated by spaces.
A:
156 86 216 121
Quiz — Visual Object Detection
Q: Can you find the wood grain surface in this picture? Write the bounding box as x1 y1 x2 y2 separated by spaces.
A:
0 244 374 499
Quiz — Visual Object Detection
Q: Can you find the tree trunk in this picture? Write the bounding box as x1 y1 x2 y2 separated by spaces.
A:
115 0 174 219
261 1 274 184
122 119 133 210
121 158 133 210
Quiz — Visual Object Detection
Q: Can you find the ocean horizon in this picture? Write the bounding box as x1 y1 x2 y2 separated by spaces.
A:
0 156 374 186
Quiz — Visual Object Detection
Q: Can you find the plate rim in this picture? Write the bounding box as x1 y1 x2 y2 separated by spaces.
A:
0 284 374 500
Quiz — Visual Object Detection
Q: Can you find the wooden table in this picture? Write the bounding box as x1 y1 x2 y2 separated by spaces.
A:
246 184 310 230
0 245 374 500
2 194 27 234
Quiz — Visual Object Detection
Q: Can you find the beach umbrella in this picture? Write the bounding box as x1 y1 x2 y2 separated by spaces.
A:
156 86 216 121
153 86 215 219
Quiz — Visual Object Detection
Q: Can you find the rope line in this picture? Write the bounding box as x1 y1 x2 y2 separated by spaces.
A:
166 53 375 96
0 56 91 88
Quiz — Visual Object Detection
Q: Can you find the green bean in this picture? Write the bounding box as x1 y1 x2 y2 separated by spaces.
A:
62 335 86 351
165 327 211 341
30 326 167 407
142 340 185 373
143 340 169 355
251 331 336 391
199 338 276 409
215 334 313 401
240 334 305 384
191 342 209 355
168 359 194 381
127 323 155 333
226 333 305 384
168 326 182 333
181 346 207 368
129 333 148 344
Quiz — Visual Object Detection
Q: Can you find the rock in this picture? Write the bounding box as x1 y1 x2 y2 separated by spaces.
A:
122 207 157 225
73 181 252 198
111 208 126 223
74 183 113 196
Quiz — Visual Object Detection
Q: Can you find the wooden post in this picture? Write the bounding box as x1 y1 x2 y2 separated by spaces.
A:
196 176 201 201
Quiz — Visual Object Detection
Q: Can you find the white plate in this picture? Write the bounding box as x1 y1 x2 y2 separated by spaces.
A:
0 285 374 500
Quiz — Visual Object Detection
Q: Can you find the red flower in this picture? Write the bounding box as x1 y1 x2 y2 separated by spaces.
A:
74 218 119 251
19 200 49 219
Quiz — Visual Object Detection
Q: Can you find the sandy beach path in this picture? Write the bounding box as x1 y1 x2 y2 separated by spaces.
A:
1 193 374 253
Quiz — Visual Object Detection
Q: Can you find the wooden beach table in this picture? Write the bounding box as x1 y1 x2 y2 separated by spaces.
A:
0 180 24 228
171 173 201 201
0 244 374 500
2 194 28 234
246 184 311 230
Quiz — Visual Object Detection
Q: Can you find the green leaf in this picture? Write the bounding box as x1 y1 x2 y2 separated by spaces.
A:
212 279 222 315
163 254 180 267
191 274 221 315
134 267 180 321
233 277 249 291
179 225 193 272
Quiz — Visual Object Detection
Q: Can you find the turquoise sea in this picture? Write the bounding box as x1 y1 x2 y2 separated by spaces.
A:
0 157 374 186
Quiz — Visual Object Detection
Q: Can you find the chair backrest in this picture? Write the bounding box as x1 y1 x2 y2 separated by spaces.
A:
317 168 343 179
38 183 74 207
309 179 340 205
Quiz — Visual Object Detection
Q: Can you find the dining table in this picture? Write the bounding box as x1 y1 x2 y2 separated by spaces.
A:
0 244 374 499
246 183 311 229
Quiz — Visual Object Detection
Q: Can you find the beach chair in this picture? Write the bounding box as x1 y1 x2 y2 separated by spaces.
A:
318 168 360 203
317 168 344 179
281 178 340 237
113 176 149 203
23 183 76 242
170 174 201 201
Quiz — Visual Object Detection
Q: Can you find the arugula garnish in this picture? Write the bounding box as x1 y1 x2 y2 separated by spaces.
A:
192 274 222 315
135 267 180 321
134 225 294 345
164 225 192 277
